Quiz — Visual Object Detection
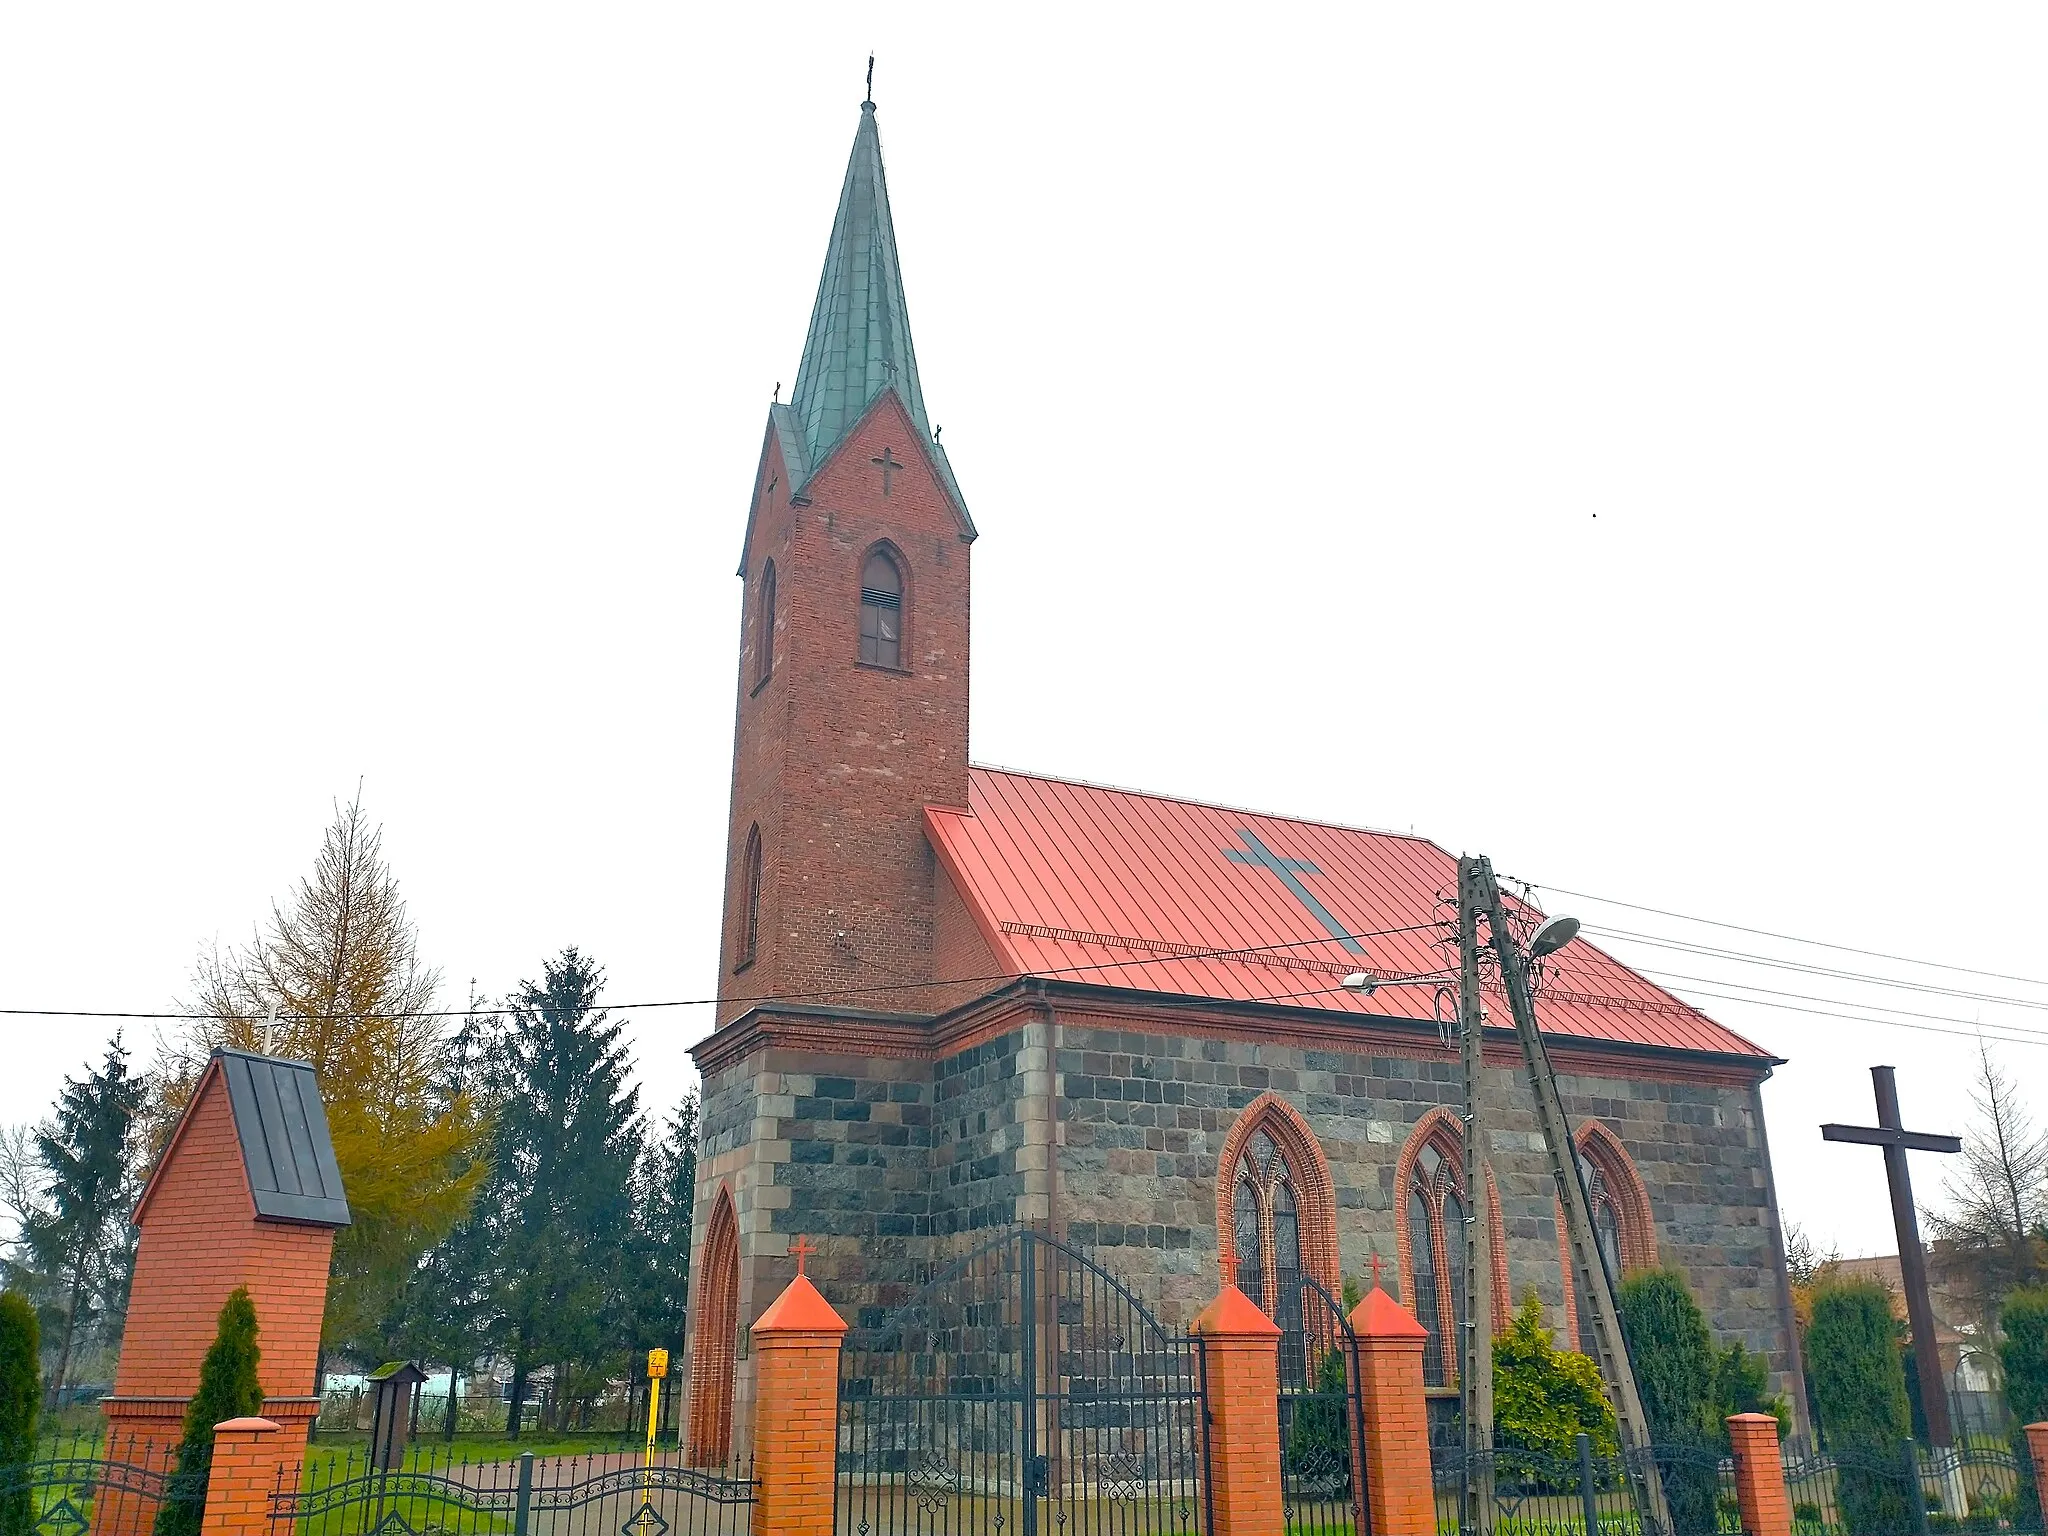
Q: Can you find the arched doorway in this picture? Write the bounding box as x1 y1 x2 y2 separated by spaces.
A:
684 1187 740 1465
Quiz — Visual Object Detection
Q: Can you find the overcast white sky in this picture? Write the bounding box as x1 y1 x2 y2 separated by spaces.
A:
3 6 2044 1263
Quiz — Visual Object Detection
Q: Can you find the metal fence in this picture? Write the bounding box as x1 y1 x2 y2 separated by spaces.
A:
1781 1437 2042 1536
0 1429 210 1536
272 1443 754 1536
1431 1438 1739 1536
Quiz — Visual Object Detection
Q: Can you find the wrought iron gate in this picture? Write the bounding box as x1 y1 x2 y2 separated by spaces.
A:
836 1229 1209 1536
1276 1275 1369 1536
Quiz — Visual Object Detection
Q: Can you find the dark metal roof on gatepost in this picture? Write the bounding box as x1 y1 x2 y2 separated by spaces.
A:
788 97 931 472
214 1047 353 1228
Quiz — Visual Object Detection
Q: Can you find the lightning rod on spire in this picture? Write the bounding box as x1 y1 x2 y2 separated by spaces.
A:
865 54 874 107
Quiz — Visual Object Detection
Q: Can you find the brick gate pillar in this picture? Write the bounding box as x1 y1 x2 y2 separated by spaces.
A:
1346 1279 1434 1536
2026 1424 2048 1524
1726 1413 1791 1536
199 1418 283 1536
750 1250 847 1536
1192 1277 1283 1536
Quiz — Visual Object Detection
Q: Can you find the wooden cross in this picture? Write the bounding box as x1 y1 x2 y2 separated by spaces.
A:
1821 1065 1962 1446
790 1235 816 1277
870 447 903 497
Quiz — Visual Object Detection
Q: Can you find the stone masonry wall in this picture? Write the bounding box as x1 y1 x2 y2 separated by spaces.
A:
1050 1015 1800 1400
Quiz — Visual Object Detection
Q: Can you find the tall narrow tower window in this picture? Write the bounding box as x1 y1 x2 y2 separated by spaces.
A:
736 825 762 971
754 561 777 690
859 551 903 668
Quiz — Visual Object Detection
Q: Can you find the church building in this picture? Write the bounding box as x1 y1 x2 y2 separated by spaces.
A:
681 90 1806 1464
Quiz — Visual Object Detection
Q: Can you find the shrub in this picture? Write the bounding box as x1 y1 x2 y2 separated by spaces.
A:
2003 1287 2048 1530
0 1292 40 1536
2004 1286 2048 1423
1616 1268 1716 1442
154 1288 265 1536
1494 1293 1618 1466
1806 1280 1912 1534
1712 1340 1791 1442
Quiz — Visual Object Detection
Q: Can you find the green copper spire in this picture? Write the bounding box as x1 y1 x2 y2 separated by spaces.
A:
788 98 930 468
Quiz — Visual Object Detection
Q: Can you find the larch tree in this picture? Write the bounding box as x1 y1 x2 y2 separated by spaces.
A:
1926 1041 2048 1325
175 790 486 1358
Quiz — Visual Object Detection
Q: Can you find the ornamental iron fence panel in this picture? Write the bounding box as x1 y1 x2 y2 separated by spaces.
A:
1276 1275 1369 1536
270 1443 753 1536
1430 1437 1738 1536
0 1429 209 1536
836 1228 1209 1536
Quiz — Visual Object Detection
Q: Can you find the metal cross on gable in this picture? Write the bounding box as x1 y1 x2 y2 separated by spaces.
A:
870 446 903 496
1221 829 1367 956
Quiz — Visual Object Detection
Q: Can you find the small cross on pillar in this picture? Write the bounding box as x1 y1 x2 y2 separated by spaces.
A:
1371 1252 1383 1291
869 447 903 497
790 1235 817 1277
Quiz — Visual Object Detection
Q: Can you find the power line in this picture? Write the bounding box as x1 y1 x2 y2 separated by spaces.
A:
1581 925 2048 1013
1529 881 2048 990
1653 983 2048 1051
0 921 1441 1023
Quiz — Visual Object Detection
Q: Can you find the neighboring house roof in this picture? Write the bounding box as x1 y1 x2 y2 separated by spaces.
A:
925 766 1773 1062
136 1047 352 1229
1832 1255 1972 1348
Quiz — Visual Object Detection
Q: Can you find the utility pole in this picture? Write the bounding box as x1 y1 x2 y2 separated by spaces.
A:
1471 857 1670 1536
1456 856 1495 1536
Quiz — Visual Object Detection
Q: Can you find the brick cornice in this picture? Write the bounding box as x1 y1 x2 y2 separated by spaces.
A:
690 978 1774 1089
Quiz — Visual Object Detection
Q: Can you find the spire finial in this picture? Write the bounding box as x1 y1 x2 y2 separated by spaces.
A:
864 54 874 108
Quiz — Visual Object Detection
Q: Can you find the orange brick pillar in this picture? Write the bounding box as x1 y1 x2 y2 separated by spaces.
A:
1726 1413 1791 1536
2026 1425 2048 1525
750 1256 847 1536
1192 1278 1283 1536
1346 1280 1433 1536
199 1418 284 1536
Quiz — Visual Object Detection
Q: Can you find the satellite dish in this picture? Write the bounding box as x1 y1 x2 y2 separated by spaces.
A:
1528 914 1581 959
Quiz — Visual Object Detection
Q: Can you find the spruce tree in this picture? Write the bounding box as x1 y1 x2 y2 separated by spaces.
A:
155 1289 264 1536
26 1036 143 1406
2002 1288 2048 1528
484 949 640 1435
0 1292 39 1536
630 1091 698 1427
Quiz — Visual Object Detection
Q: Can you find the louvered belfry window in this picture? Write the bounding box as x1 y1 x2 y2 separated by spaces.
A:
859 551 902 668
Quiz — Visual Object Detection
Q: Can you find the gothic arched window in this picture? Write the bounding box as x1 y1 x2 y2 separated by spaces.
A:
735 825 762 972
1215 1095 1341 1374
754 560 776 690
858 550 902 668
1405 1135 1470 1388
1568 1125 1653 1355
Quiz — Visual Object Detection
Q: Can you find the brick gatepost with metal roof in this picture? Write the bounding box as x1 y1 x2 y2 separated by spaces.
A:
95 1048 350 1534
681 84 1809 1463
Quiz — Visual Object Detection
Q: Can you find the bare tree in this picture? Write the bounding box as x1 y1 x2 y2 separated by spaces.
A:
1926 1039 2048 1324
0 1124 45 1253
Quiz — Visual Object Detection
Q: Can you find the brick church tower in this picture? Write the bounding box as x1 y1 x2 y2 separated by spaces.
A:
716 90 977 1030
682 88 1807 1465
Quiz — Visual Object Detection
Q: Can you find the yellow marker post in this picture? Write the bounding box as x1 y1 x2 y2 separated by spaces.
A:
640 1348 669 1515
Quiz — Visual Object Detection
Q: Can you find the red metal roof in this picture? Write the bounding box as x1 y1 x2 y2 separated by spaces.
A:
925 767 1770 1060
